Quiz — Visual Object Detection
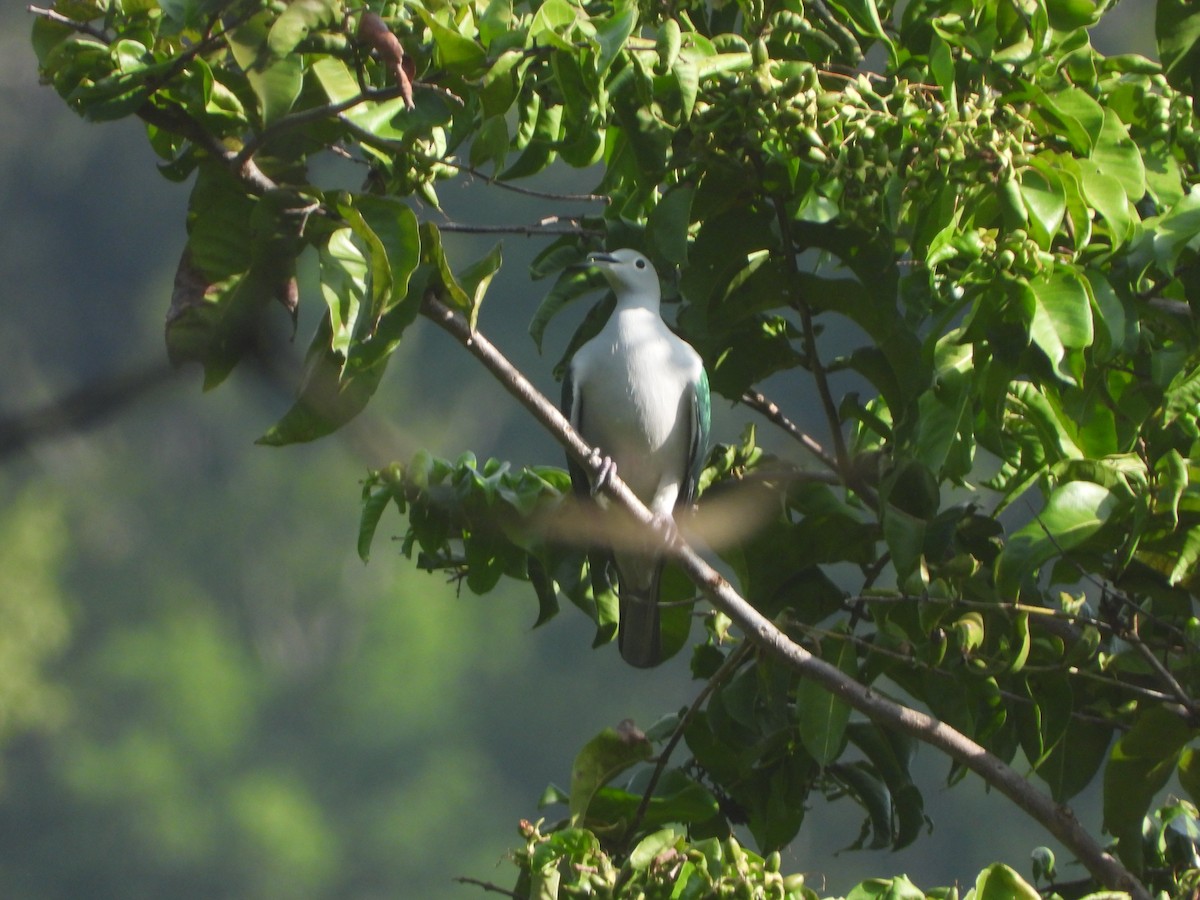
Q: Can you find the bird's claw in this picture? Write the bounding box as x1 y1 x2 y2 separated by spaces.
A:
591 452 615 496
649 512 676 537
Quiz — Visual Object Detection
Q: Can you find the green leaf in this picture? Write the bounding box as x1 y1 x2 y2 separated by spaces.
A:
358 474 397 561
1179 747 1200 808
1022 268 1094 383
311 55 359 104
159 0 227 29
456 241 504 331
1163 363 1200 427
258 316 389 446
589 770 719 831
1034 86 1104 155
972 863 1040 900
165 166 287 387
647 183 694 266
628 828 680 870
416 7 487 72
420 222 470 312
831 762 893 849
824 0 897 64
527 0 584 50
246 54 303 127
319 227 367 357
1018 167 1065 250
1103 707 1196 869
1036 715 1108 806
1090 109 1146 203
568 726 653 821
354 196 422 322
1076 160 1133 247
499 101 563 180
1046 0 1102 29
469 115 509 172
1158 0 1200 94
994 481 1121 599
796 632 857 766
847 875 926 900
593 0 638 75
267 0 339 57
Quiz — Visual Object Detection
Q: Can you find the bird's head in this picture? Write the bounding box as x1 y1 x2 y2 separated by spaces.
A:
586 249 661 302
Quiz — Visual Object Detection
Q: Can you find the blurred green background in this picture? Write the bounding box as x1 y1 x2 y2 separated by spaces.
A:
0 5 1157 898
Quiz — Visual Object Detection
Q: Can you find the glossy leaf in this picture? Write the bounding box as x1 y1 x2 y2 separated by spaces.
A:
972 863 1040 900
994 481 1121 598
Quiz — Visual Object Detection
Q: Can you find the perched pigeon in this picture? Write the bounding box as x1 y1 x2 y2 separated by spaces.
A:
562 249 710 667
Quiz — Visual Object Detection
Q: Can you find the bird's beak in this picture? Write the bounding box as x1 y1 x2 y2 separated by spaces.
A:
568 252 616 271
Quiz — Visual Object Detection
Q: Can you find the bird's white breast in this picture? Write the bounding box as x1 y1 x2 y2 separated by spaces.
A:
573 308 702 510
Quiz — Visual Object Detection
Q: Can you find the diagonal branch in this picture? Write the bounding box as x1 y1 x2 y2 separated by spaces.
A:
740 389 839 472
419 291 1149 900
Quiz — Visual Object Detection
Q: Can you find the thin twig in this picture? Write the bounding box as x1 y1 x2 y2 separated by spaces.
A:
751 166 850 474
436 218 602 237
452 875 520 898
418 291 1149 900
1128 615 1197 717
420 154 611 204
627 642 753 839
740 389 838 472
27 4 108 39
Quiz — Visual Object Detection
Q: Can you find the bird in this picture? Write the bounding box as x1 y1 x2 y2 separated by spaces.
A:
561 249 711 668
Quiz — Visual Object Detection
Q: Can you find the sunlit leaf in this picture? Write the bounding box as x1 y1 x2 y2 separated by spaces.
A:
994 481 1121 598
972 863 1040 900
267 0 339 57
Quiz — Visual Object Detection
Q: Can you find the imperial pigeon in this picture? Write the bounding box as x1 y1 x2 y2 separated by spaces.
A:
562 249 711 668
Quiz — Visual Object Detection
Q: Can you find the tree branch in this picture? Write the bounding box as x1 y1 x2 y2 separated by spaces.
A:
752 172 850 475
0 362 177 460
419 292 1149 900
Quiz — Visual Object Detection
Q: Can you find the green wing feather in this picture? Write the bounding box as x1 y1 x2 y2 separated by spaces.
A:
681 366 711 507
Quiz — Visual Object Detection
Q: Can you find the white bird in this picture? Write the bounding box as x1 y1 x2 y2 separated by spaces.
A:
562 249 711 668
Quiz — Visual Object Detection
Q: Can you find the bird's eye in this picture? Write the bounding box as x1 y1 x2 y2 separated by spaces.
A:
635 258 646 269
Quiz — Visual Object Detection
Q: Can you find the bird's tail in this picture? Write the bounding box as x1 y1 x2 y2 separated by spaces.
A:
618 564 663 668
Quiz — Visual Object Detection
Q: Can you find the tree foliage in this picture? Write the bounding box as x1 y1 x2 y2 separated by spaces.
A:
27 0 1200 896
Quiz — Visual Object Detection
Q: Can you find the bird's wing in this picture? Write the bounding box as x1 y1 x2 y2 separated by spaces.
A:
561 361 591 497
680 365 711 509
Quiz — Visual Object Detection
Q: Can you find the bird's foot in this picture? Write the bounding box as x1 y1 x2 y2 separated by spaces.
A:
649 511 678 542
590 452 615 496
